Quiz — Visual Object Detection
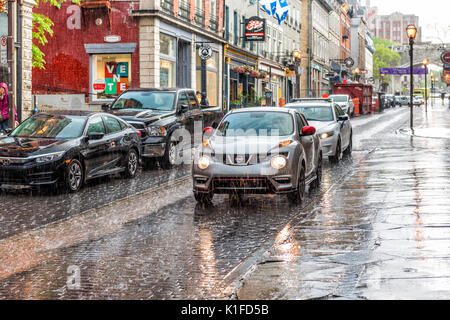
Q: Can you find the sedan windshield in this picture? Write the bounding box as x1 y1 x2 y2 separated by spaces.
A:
289 106 334 122
329 95 348 103
11 114 87 139
216 112 294 137
111 91 176 111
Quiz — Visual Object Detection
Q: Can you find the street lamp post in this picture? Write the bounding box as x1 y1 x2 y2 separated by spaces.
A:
406 24 417 130
422 58 429 112
293 49 302 98
430 73 434 107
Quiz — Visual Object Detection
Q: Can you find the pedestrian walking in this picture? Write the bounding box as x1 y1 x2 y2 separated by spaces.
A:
196 91 202 104
441 92 445 105
200 92 209 107
0 83 18 132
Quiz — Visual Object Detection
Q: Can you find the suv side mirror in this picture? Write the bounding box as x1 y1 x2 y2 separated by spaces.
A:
178 104 189 114
302 126 316 136
338 115 349 121
101 104 110 111
3 128 12 135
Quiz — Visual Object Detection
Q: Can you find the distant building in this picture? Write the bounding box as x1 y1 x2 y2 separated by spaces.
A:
369 11 422 45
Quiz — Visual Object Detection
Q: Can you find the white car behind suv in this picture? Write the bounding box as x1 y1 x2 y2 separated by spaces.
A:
328 94 354 117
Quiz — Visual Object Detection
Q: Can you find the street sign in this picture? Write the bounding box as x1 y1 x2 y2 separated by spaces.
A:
198 44 212 60
1 36 6 47
441 51 450 64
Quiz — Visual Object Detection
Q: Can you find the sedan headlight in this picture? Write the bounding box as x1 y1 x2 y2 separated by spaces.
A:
34 151 65 163
270 156 287 170
146 125 167 136
319 132 335 139
198 156 210 170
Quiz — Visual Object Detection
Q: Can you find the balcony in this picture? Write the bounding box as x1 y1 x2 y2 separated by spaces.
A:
178 0 190 22
161 0 174 15
209 15 219 32
194 8 205 27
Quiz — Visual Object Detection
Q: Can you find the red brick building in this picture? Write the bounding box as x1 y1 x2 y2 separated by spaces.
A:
33 1 140 110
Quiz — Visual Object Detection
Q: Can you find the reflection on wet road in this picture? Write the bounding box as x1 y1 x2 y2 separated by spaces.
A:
2 105 446 299
237 104 450 299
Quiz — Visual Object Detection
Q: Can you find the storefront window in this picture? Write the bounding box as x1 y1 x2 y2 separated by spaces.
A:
160 33 176 57
160 59 176 88
160 33 177 88
91 53 132 102
196 51 219 106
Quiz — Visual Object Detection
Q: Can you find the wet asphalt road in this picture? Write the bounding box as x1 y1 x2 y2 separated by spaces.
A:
0 104 439 299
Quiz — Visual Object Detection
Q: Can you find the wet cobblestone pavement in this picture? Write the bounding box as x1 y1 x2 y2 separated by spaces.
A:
0 105 443 299
236 103 450 300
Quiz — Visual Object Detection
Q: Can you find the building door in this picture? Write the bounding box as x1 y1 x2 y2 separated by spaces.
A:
177 40 191 88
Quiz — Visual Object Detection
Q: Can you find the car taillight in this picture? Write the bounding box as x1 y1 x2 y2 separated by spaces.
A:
137 130 142 138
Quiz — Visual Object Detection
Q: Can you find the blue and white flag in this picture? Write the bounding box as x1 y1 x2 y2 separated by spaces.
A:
275 0 289 25
259 0 290 25
259 0 278 16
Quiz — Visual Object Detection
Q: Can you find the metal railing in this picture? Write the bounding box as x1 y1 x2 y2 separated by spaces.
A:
161 0 174 14
209 15 219 32
178 0 190 21
194 8 205 27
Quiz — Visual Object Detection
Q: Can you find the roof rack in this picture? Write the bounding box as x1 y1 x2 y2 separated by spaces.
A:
289 98 334 103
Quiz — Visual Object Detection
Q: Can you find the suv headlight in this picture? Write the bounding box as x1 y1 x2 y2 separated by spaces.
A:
270 156 287 170
34 151 65 163
320 132 334 139
146 125 167 136
198 156 210 170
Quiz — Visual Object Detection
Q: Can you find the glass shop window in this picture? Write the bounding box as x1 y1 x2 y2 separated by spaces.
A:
91 53 132 102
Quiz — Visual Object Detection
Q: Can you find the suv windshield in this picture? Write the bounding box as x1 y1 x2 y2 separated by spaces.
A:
111 91 176 111
216 112 294 137
11 114 87 139
329 95 348 103
288 105 334 122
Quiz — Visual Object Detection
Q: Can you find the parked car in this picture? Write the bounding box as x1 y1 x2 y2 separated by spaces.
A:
192 107 322 204
286 99 352 164
399 96 410 106
328 94 354 116
413 95 424 105
102 88 224 169
0 111 141 192
384 94 395 108
394 95 401 106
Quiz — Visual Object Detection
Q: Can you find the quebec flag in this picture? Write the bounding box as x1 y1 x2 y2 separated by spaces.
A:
259 0 290 25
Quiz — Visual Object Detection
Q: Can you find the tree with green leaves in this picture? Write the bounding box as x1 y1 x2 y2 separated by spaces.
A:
33 0 80 69
373 37 401 83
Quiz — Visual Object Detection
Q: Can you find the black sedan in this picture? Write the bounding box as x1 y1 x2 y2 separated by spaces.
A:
0 111 141 192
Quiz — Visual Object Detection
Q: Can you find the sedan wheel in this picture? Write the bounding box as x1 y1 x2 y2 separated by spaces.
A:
66 159 83 193
122 149 138 178
329 139 341 164
311 156 322 190
287 166 306 204
343 134 353 157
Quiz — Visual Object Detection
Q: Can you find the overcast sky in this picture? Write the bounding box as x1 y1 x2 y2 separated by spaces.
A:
369 0 450 43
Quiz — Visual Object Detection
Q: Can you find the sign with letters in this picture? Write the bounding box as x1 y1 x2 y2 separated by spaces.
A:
244 16 266 41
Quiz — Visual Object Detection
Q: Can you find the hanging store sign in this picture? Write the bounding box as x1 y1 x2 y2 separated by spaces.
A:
198 44 213 60
244 16 266 41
